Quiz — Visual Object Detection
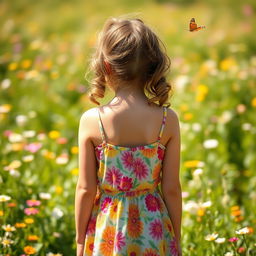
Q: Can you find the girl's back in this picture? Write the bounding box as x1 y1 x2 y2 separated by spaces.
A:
75 16 182 256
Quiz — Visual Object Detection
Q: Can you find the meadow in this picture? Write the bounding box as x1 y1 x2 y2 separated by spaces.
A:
0 0 256 255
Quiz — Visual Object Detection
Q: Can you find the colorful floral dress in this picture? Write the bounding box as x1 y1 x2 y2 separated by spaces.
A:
83 106 178 256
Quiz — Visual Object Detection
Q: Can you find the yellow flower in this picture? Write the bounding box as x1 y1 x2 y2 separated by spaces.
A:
48 130 60 139
0 104 12 113
197 207 205 216
27 235 39 241
21 59 32 69
184 160 201 168
96 212 107 229
0 210 4 216
70 168 79 176
24 245 36 254
220 57 237 71
71 146 79 154
8 62 18 70
24 218 34 224
109 198 120 220
231 206 240 211
196 84 209 102
127 244 141 255
105 147 119 158
55 186 63 194
184 112 193 120
251 97 256 107
98 161 106 179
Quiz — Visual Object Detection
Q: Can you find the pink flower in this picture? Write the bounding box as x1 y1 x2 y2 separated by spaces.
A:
117 176 133 191
149 219 163 240
157 147 165 160
121 151 134 170
100 197 112 213
24 207 39 215
170 238 179 256
24 142 42 153
26 199 41 207
115 231 126 252
229 237 239 242
106 166 122 186
86 216 96 235
133 158 148 180
57 137 68 144
145 194 160 212
238 247 246 253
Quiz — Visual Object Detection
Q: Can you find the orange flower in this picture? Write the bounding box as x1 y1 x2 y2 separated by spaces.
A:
23 245 36 254
152 162 161 185
15 222 27 228
141 147 157 158
27 235 39 241
231 210 241 217
84 236 95 255
128 204 143 238
142 248 159 256
100 226 115 256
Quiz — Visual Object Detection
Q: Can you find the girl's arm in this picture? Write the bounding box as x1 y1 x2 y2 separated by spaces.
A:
161 109 182 244
75 111 98 245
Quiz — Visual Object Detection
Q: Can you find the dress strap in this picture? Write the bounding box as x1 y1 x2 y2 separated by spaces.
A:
157 106 167 142
97 108 107 146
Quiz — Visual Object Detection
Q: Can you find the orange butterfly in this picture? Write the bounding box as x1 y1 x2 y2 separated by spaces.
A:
189 18 205 32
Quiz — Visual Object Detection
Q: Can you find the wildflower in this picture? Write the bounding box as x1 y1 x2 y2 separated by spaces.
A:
224 252 234 256
238 247 246 253
1 238 14 247
24 218 34 224
52 207 64 219
215 237 226 243
48 130 60 139
205 232 218 241
203 139 219 149
228 237 239 242
26 199 41 207
0 195 11 202
235 227 250 235
24 245 36 254
39 192 51 200
15 223 27 228
27 235 39 241
56 153 69 164
24 207 39 215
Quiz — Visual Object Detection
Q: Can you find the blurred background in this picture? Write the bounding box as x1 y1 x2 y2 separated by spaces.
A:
0 0 255 255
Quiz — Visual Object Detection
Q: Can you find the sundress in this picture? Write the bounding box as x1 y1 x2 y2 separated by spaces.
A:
83 106 179 256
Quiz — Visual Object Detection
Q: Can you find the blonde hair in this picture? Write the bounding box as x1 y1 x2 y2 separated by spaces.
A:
86 16 173 107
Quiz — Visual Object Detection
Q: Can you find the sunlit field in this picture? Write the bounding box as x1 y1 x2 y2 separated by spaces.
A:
0 0 256 255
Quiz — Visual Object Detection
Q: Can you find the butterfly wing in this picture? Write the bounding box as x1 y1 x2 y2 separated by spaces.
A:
189 18 198 31
189 18 205 32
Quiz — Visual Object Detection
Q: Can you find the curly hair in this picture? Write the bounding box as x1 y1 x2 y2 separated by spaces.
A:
86 16 173 107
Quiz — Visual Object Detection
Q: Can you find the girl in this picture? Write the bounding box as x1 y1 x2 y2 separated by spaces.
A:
75 16 182 256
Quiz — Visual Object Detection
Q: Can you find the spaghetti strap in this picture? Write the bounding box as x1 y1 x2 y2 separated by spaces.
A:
157 106 167 143
97 108 107 146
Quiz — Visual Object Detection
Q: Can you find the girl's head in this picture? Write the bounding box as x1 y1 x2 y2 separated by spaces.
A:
87 16 172 107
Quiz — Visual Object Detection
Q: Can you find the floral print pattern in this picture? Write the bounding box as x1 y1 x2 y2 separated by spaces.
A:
83 106 178 256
